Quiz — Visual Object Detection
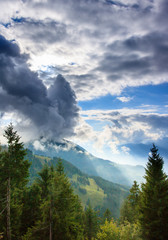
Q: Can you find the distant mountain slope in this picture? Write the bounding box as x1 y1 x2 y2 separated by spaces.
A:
27 150 129 218
26 139 145 186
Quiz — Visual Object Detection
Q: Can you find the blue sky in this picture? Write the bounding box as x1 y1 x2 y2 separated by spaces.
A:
0 0 168 168
79 83 168 111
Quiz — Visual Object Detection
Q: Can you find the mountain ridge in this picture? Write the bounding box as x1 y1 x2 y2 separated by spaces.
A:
27 149 129 218
26 139 145 186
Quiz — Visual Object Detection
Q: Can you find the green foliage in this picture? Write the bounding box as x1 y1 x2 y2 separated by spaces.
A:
120 199 133 224
76 177 106 210
96 219 120 240
56 158 64 175
128 181 140 206
96 220 142 240
20 183 42 236
36 164 53 198
79 187 87 194
77 176 90 185
27 149 44 184
120 221 142 240
139 144 168 240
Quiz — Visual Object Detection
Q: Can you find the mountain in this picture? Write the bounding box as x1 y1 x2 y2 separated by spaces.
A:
27 149 129 218
26 139 145 186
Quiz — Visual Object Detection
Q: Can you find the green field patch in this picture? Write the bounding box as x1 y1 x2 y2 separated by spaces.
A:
34 155 51 162
72 175 107 208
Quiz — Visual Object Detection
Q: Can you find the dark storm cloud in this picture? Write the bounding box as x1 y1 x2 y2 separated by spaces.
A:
104 0 154 13
124 32 168 70
68 74 96 88
112 112 168 131
97 31 168 81
0 35 79 139
97 54 151 78
0 35 20 56
156 0 168 28
48 75 79 124
105 0 128 8
134 114 168 130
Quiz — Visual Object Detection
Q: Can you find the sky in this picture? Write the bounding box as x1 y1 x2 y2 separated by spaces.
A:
0 0 168 167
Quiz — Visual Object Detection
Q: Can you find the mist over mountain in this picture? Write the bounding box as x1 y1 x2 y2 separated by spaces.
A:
26 139 145 186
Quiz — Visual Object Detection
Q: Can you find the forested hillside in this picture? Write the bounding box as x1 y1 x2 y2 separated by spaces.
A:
27 149 129 218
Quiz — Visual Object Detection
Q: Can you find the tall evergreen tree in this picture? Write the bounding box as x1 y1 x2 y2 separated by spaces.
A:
22 160 84 240
84 203 99 240
128 181 140 206
103 208 112 223
139 144 168 240
0 123 30 239
120 181 140 224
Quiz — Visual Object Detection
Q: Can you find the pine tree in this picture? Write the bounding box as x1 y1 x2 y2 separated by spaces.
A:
0 123 30 239
56 158 64 176
103 208 112 223
120 181 140 224
128 181 140 206
84 203 99 240
139 144 168 240
36 164 53 198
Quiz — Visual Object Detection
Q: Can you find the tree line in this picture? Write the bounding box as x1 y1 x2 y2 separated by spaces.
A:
0 123 168 239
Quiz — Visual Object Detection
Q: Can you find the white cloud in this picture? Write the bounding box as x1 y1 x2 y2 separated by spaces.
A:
74 108 168 150
121 146 130 154
33 140 45 151
117 96 133 102
108 141 120 154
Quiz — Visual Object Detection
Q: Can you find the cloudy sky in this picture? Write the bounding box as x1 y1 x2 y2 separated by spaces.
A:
0 0 168 167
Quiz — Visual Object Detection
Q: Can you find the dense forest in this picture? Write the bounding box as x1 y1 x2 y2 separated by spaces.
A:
0 124 168 240
27 149 129 219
